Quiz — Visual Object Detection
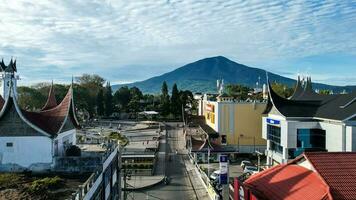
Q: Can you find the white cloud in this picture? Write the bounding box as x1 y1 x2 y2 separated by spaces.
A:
0 0 355 85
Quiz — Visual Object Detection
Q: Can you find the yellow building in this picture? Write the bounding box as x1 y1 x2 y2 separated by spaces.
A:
200 94 267 153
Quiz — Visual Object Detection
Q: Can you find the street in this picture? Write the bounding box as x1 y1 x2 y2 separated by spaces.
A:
129 123 198 200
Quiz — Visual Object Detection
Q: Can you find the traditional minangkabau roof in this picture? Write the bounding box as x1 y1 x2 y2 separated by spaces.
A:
0 96 4 110
0 58 17 73
264 77 356 121
288 76 304 100
0 83 80 137
41 81 58 111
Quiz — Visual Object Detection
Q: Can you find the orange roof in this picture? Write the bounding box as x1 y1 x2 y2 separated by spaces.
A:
304 152 356 200
244 164 331 200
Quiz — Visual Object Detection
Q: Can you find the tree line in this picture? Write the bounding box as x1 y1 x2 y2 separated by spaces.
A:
17 74 194 120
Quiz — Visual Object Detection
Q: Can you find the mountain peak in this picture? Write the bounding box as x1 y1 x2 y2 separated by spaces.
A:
113 57 354 94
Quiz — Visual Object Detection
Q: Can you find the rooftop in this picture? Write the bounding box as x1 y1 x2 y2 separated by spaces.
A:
265 76 356 121
244 152 356 200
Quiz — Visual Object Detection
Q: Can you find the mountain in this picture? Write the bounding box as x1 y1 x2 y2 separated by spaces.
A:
113 56 356 94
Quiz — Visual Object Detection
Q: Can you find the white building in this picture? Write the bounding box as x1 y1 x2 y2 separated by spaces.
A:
262 76 356 165
0 59 80 171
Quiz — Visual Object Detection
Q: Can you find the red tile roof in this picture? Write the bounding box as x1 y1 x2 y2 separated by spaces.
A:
304 152 356 200
244 164 331 200
41 83 58 111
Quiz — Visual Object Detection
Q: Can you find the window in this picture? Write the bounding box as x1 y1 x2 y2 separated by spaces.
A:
270 141 283 154
288 129 326 159
267 125 281 144
6 142 13 147
297 129 326 149
267 125 283 154
221 135 227 145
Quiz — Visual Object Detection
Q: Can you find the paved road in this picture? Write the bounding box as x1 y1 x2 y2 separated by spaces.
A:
129 123 197 200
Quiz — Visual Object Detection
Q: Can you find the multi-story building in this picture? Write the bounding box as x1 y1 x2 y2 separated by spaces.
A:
197 81 267 153
262 76 356 165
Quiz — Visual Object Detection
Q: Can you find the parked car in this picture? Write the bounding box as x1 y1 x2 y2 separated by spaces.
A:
209 170 221 182
240 160 252 169
243 165 259 174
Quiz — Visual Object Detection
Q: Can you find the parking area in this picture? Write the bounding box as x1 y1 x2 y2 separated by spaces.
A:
199 162 244 179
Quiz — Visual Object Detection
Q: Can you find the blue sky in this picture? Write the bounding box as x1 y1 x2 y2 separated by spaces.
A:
0 0 355 86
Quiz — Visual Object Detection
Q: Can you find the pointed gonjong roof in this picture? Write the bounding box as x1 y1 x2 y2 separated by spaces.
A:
264 77 356 121
41 81 58 111
0 83 80 137
0 58 17 73
288 76 304 100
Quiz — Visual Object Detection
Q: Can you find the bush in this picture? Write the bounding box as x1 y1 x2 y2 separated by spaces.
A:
0 173 21 188
65 145 81 156
27 176 63 194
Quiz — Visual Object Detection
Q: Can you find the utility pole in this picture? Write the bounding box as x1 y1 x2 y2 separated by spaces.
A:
123 162 127 200
181 104 185 125
219 154 229 200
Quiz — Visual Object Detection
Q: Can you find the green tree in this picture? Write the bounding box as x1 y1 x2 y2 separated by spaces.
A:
225 84 250 100
271 82 294 98
114 86 131 112
17 86 46 110
160 81 170 115
104 82 113 116
76 74 105 116
319 89 331 95
129 87 143 100
96 89 104 116
170 83 181 117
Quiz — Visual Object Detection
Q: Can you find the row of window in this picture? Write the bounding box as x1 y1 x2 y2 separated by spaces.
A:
267 124 327 158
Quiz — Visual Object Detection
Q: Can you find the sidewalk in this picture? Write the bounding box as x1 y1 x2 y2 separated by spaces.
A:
183 155 211 200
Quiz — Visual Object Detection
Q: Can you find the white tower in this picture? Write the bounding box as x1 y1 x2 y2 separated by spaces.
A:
0 59 19 99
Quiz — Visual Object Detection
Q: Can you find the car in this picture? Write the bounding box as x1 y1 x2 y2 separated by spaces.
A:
243 165 259 174
209 170 221 182
240 160 252 169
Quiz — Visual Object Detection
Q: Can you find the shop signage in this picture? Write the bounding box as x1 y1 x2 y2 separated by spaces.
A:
266 118 280 125
206 104 215 112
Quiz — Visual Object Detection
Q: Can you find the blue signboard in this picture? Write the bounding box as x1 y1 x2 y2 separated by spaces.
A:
219 173 228 184
219 155 228 185
266 118 280 125
220 155 228 162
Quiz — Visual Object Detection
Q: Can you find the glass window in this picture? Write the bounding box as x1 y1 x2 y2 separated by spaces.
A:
297 129 325 149
267 125 281 144
270 141 283 154
6 142 13 147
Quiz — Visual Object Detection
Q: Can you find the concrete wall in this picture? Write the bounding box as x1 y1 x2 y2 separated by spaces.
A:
54 129 76 156
0 136 52 170
319 122 344 152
